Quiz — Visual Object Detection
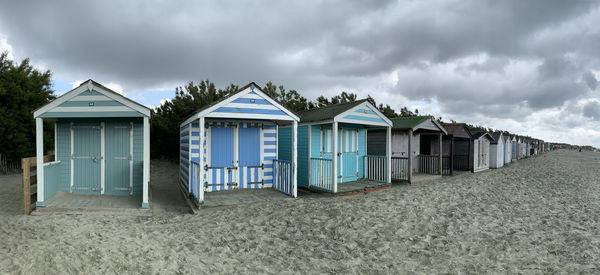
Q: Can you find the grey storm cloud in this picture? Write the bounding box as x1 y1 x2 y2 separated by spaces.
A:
1 0 600 145
583 101 600 120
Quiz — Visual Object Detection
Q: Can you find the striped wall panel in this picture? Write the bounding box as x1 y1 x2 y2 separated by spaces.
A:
179 123 190 191
343 108 386 123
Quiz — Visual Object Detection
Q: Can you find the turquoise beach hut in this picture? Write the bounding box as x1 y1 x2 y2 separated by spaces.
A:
33 80 151 209
179 82 300 205
278 99 393 193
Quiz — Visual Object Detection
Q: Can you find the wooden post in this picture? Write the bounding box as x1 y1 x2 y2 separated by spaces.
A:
408 129 413 183
450 136 454 175
332 121 338 193
35 117 44 206
470 139 474 173
22 158 31 215
142 116 150 209
292 120 298 198
386 126 392 183
439 133 442 176
198 117 205 203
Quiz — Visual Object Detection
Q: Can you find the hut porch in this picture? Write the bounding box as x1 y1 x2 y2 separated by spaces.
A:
201 188 291 208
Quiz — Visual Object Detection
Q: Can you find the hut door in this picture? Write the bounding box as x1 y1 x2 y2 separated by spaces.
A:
71 123 102 195
339 128 358 182
207 126 236 191
105 123 133 195
238 124 262 189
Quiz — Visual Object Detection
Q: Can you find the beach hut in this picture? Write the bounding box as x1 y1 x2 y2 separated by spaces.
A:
472 132 493 172
524 139 532 158
283 99 393 193
441 123 474 173
32 80 151 208
511 136 518 161
368 116 447 183
489 132 504 169
503 135 512 165
517 138 527 159
179 82 300 205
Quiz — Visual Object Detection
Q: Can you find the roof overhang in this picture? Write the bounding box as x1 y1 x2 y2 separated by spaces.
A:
33 79 151 118
181 82 300 126
334 101 393 127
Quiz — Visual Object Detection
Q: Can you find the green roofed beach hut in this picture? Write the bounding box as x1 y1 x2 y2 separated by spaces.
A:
279 99 393 194
369 116 448 184
33 80 151 209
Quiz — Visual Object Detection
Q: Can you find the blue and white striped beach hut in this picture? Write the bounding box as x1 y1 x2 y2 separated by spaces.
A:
179 82 299 205
278 99 393 194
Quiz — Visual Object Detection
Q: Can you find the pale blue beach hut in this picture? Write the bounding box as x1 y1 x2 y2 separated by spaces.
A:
33 80 152 208
179 82 300 205
278 99 393 193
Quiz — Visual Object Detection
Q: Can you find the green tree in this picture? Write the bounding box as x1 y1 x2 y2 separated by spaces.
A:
151 79 237 159
0 51 55 162
262 81 312 112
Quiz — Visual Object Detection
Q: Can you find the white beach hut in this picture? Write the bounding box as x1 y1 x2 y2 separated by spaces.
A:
489 132 504 169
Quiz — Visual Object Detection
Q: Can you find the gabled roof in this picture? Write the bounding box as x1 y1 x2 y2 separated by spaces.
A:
298 99 392 127
490 132 503 144
390 116 447 134
181 82 300 125
472 131 494 141
33 79 151 118
440 122 473 139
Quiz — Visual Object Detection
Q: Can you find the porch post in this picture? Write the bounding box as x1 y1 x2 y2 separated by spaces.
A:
198 117 205 202
408 129 413 183
35 117 44 207
450 136 454 175
292 120 298 197
142 116 150 209
332 121 338 193
386 126 391 183
439 133 442 176
470 139 474 173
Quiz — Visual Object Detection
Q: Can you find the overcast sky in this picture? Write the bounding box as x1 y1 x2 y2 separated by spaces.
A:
1 0 599 146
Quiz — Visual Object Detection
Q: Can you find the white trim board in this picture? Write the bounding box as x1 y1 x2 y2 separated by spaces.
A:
181 83 300 126
34 79 151 118
335 101 393 127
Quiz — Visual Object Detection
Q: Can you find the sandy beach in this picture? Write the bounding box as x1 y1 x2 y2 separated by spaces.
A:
1 150 600 273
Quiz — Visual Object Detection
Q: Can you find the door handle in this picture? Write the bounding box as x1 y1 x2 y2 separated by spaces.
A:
92 156 97 162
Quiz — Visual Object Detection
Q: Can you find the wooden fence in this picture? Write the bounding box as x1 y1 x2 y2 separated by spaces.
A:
22 155 54 215
417 155 440 175
391 157 409 181
1 153 21 174
273 159 295 197
310 157 333 192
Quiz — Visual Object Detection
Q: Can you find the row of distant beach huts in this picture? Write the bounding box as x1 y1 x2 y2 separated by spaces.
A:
32 80 556 209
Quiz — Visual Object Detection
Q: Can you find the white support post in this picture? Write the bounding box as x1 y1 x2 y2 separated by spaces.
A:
307 125 311 187
198 117 205 203
292 120 298 197
188 123 192 193
408 129 413 184
142 117 150 209
386 126 392 183
439 132 442 176
100 122 105 195
332 121 338 193
36 118 44 206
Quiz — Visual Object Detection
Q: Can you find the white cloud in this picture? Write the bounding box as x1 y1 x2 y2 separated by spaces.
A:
0 36 13 59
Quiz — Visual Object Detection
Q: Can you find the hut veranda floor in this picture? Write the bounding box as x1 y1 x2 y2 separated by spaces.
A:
1 150 600 273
